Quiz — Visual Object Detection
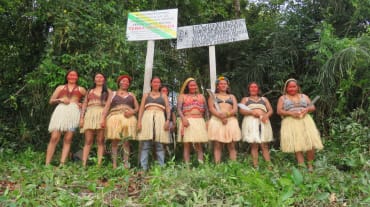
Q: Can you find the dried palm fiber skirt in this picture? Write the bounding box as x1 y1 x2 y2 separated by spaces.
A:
80 105 104 132
137 109 170 143
241 116 273 143
105 109 137 140
208 116 241 143
48 103 80 132
177 117 208 143
280 115 323 152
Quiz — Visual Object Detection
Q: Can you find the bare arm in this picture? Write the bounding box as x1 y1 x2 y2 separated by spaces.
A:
100 90 113 128
49 85 64 105
137 93 148 130
230 95 238 116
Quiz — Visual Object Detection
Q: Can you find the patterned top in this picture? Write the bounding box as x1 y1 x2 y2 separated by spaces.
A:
283 94 308 112
57 85 82 100
245 97 267 112
111 93 135 109
86 90 105 106
181 94 206 115
216 95 233 105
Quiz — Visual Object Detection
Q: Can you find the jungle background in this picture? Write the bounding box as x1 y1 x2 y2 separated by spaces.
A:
0 0 369 206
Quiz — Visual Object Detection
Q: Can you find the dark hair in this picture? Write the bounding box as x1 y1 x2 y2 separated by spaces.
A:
64 70 79 84
150 76 161 91
215 79 231 94
183 80 196 94
160 85 170 95
246 82 262 96
89 72 108 103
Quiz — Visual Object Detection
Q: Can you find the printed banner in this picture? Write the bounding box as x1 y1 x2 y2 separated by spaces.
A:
177 19 249 49
126 9 178 41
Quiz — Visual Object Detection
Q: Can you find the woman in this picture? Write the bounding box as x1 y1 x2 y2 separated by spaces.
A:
46 70 86 165
79 72 109 167
240 82 273 168
177 78 208 163
137 77 171 170
277 78 323 171
208 76 241 164
101 75 139 169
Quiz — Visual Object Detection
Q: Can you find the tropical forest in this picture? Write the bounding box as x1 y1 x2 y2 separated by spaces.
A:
0 0 369 206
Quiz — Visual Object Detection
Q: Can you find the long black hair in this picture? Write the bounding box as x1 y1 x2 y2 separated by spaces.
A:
90 72 108 103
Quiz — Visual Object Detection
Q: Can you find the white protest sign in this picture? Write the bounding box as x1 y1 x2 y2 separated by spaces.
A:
126 9 178 93
127 9 178 41
177 19 249 49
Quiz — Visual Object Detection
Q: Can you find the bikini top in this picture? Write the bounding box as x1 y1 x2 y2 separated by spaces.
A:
181 94 206 114
283 94 308 111
57 85 82 100
145 93 166 108
216 95 233 105
110 93 135 109
245 97 267 112
86 89 106 106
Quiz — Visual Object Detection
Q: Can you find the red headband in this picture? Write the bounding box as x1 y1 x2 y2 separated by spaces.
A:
117 75 132 84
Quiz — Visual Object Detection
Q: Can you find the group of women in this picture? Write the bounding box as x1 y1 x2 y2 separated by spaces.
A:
46 70 323 171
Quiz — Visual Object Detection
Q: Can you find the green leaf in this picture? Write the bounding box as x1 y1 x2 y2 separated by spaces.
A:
281 187 294 201
315 192 330 201
291 167 303 185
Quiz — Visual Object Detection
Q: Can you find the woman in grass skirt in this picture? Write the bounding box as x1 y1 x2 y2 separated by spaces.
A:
79 72 110 167
46 70 86 165
277 78 323 171
208 76 241 164
137 77 171 170
240 82 273 168
177 78 208 164
101 75 139 169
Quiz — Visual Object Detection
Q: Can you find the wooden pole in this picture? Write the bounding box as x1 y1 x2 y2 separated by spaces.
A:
143 40 155 93
209 45 217 92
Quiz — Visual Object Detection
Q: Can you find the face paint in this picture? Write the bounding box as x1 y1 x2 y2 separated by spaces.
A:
151 78 161 90
94 74 105 85
249 83 259 96
67 71 78 82
286 81 298 95
119 77 130 89
188 81 198 94
161 87 169 95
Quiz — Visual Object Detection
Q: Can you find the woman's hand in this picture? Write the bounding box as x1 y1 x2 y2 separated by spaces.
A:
79 118 84 128
164 120 170 131
100 118 106 128
182 117 190 128
137 122 142 131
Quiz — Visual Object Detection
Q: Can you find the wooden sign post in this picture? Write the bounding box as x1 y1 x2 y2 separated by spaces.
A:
126 9 178 93
177 19 249 91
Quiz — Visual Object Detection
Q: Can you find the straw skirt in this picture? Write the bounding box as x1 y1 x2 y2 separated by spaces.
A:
48 103 80 132
208 116 241 143
137 110 170 143
241 116 273 143
105 111 137 140
81 105 104 132
177 117 208 143
280 115 323 152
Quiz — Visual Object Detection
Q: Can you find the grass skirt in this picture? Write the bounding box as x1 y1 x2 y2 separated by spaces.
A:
137 110 170 143
280 115 323 152
177 117 208 143
105 110 137 140
48 103 80 132
241 116 273 143
81 105 104 132
208 116 241 143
